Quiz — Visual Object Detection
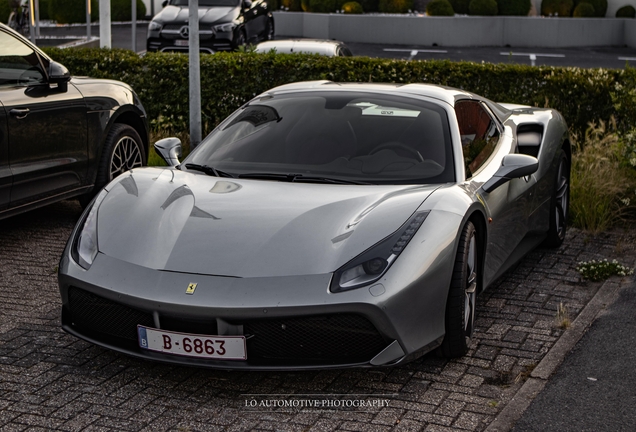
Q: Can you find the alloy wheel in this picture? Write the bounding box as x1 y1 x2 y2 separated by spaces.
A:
109 136 143 180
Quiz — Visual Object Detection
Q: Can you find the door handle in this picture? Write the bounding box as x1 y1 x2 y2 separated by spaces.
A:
10 108 30 119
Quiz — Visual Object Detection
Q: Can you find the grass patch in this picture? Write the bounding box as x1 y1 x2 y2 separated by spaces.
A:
570 121 636 232
577 259 634 282
555 302 571 330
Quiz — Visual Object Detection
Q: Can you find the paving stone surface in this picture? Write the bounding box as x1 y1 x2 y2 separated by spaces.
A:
1 200 635 432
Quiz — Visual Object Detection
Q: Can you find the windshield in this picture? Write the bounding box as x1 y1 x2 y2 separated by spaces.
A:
185 91 455 185
169 0 239 6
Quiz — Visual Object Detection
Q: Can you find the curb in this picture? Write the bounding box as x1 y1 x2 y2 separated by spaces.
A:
484 278 622 432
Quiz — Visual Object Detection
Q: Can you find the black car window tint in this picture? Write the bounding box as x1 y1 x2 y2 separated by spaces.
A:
0 31 45 88
186 92 454 184
455 100 500 178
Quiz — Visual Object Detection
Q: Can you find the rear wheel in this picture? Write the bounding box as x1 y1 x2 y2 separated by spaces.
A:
79 124 145 207
543 150 569 248
440 221 478 358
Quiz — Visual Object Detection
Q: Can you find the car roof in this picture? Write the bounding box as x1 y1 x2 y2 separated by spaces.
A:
255 39 345 56
262 81 484 107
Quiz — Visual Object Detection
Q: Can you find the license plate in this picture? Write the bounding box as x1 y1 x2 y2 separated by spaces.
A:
174 39 189 46
137 325 246 360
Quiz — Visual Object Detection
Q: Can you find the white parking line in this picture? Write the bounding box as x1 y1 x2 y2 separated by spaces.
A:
384 48 448 60
618 57 636 61
499 52 565 66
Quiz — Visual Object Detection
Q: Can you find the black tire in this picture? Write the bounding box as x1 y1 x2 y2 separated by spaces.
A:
440 221 478 358
79 124 146 207
542 150 570 248
232 28 247 50
264 18 275 41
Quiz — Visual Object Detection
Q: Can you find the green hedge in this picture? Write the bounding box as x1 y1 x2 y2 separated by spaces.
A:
616 5 636 17
496 0 530 15
427 0 455 15
469 0 498 14
0 0 10 24
573 2 595 16
42 48 636 137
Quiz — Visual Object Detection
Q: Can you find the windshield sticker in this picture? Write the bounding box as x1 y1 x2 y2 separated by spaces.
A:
350 102 420 118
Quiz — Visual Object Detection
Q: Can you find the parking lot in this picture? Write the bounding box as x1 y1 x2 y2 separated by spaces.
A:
1 200 634 431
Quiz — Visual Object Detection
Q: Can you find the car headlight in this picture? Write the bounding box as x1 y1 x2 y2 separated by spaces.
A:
148 21 162 31
73 189 108 270
330 210 430 293
213 23 235 33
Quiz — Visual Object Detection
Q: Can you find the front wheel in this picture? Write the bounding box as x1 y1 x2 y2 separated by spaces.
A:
79 124 146 207
232 28 247 50
439 221 478 358
264 18 274 41
543 150 569 248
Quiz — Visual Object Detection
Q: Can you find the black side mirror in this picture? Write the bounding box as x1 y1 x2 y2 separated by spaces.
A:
48 61 71 90
154 137 182 166
243 0 253 8
482 154 538 193
162 0 168 7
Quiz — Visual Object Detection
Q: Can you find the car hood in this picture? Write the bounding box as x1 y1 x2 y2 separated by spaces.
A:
155 5 238 25
96 168 439 278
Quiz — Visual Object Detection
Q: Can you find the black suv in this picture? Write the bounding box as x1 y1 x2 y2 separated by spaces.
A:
147 0 274 53
0 24 149 219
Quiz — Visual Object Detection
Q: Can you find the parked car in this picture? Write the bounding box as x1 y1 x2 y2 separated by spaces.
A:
59 81 570 369
0 23 149 220
147 0 274 53
255 39 353 57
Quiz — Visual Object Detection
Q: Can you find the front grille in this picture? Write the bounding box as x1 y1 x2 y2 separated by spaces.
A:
243 315 388 364
67 287 389 365
162 23 186 30
68 287 154 341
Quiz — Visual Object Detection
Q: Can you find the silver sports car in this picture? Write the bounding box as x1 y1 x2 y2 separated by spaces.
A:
58 81 570 369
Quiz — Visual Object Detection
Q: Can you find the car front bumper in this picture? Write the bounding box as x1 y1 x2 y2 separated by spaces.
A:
146 29 234 53
59 243 452 370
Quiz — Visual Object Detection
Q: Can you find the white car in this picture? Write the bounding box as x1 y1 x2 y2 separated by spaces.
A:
255 39 353 57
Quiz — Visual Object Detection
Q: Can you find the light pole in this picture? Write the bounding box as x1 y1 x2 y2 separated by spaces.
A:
132 0 136 52
100 0 111 48
86 0 91 40
189 0 202 148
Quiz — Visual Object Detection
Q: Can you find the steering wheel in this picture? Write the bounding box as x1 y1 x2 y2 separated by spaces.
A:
369 142 424 162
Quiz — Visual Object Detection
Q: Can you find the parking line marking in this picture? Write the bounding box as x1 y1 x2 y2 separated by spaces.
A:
618 57 636 61
384 48 448 60
499 52 565 66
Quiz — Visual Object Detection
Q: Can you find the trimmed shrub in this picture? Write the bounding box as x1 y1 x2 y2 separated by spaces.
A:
450 0 470 13
301 0 310 10
427 0 455 15
573 2 594 16
49 0 98 23
469 0 497 15
541 0 573 16
40 47 636 137
280 0 302 10
307 0 337 11
497 0 531 15
0 0 10 24
342 1 364 12
574 0 605 16
379 0 413 13
617 5 636 17
360 0 379 11
111 0 147 21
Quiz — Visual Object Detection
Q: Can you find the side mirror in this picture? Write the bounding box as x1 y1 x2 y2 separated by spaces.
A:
48 61 71 89
482 154 538 193
162 0 168 7
154 137 182 167
243 0 253 8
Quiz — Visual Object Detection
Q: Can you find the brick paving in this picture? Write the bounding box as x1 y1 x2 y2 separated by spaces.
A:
0 200 635 432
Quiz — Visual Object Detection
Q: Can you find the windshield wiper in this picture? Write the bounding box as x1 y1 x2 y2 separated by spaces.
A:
184 163 235 178
238 173 370 185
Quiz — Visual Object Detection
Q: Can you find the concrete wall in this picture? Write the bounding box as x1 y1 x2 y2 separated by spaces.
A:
274 12 635 48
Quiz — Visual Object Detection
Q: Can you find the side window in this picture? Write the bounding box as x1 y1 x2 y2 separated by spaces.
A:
455 100 500 178
0 31 46 88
